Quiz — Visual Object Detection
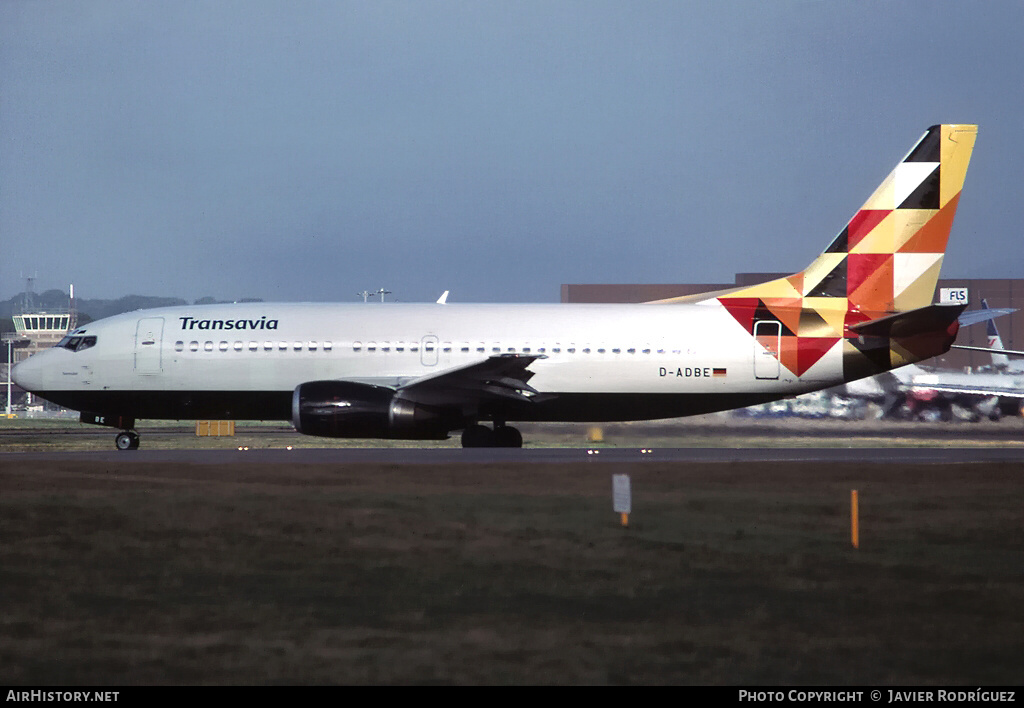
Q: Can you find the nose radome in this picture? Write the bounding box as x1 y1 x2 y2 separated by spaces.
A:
11 353 45 392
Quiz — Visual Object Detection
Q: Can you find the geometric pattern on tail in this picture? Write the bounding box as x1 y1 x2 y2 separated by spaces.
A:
714 125 977 378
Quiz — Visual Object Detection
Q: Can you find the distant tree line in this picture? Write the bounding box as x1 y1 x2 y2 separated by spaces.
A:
0 291 264 334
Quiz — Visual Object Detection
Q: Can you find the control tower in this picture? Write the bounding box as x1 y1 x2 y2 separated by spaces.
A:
3 282 76 412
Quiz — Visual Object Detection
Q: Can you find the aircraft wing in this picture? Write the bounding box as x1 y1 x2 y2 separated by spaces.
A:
393 353 551 407
950 344 1024 357
907 380 1024 398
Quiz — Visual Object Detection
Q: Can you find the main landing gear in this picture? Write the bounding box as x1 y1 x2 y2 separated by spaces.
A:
115 430 140 451
460 423 523 448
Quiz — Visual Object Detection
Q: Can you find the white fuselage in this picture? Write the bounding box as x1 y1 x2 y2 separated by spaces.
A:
13 301 843 423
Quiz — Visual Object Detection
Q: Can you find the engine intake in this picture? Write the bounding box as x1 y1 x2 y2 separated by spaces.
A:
291 380 449 439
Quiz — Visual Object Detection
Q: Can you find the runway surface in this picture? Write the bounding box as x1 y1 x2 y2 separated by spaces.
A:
6 445 1024 465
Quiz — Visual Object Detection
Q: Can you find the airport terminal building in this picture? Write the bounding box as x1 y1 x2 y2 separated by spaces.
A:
561 275 1024 372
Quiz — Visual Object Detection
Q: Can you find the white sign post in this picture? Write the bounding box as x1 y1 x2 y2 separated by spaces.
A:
612 474 631 527
940 287 969 305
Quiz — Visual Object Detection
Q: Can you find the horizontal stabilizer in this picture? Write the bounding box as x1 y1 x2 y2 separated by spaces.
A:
956 307 1016 327
849 302 965 339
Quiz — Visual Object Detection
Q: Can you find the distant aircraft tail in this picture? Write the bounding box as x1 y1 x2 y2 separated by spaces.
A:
671 125 978 379
982 298 1010 368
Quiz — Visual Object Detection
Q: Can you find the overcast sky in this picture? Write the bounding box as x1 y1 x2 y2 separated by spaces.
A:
3 1 1022 304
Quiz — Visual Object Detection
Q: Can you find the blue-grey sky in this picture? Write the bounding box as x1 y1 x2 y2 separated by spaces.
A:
3 1 1023 304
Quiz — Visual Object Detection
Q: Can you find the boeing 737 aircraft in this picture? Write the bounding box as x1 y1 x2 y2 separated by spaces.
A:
13 124 979 449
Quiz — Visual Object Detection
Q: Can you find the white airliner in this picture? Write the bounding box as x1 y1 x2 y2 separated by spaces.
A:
13 124 980 449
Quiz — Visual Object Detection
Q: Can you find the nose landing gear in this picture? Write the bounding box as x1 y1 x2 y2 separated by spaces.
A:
79 412 140 451
115 430 140 450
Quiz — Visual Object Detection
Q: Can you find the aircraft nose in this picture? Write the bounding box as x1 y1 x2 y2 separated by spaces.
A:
11 353 47 392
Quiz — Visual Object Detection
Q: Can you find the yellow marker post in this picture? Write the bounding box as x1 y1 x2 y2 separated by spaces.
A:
851 489 859 549
620 512 629 528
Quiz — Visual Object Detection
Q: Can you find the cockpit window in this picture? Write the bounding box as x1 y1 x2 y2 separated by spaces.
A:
58 335 97 352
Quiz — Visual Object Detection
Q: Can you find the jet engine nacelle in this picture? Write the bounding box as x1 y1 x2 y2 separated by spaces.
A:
291 380 450 439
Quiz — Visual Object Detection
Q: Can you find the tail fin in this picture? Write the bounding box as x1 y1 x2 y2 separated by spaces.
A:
702 124 977 313
692 125 977 379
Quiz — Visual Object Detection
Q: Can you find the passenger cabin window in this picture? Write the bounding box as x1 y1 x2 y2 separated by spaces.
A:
220 342 229 351
234 342 243 351
205 341 214 352
190 341 200 352
353 342 362 352
323 341 333 351
175 341 184 352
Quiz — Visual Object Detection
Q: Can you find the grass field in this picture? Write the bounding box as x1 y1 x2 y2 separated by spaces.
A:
1 455 1021 684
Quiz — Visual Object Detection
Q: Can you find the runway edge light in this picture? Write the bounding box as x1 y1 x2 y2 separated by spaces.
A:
612 474 631 528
